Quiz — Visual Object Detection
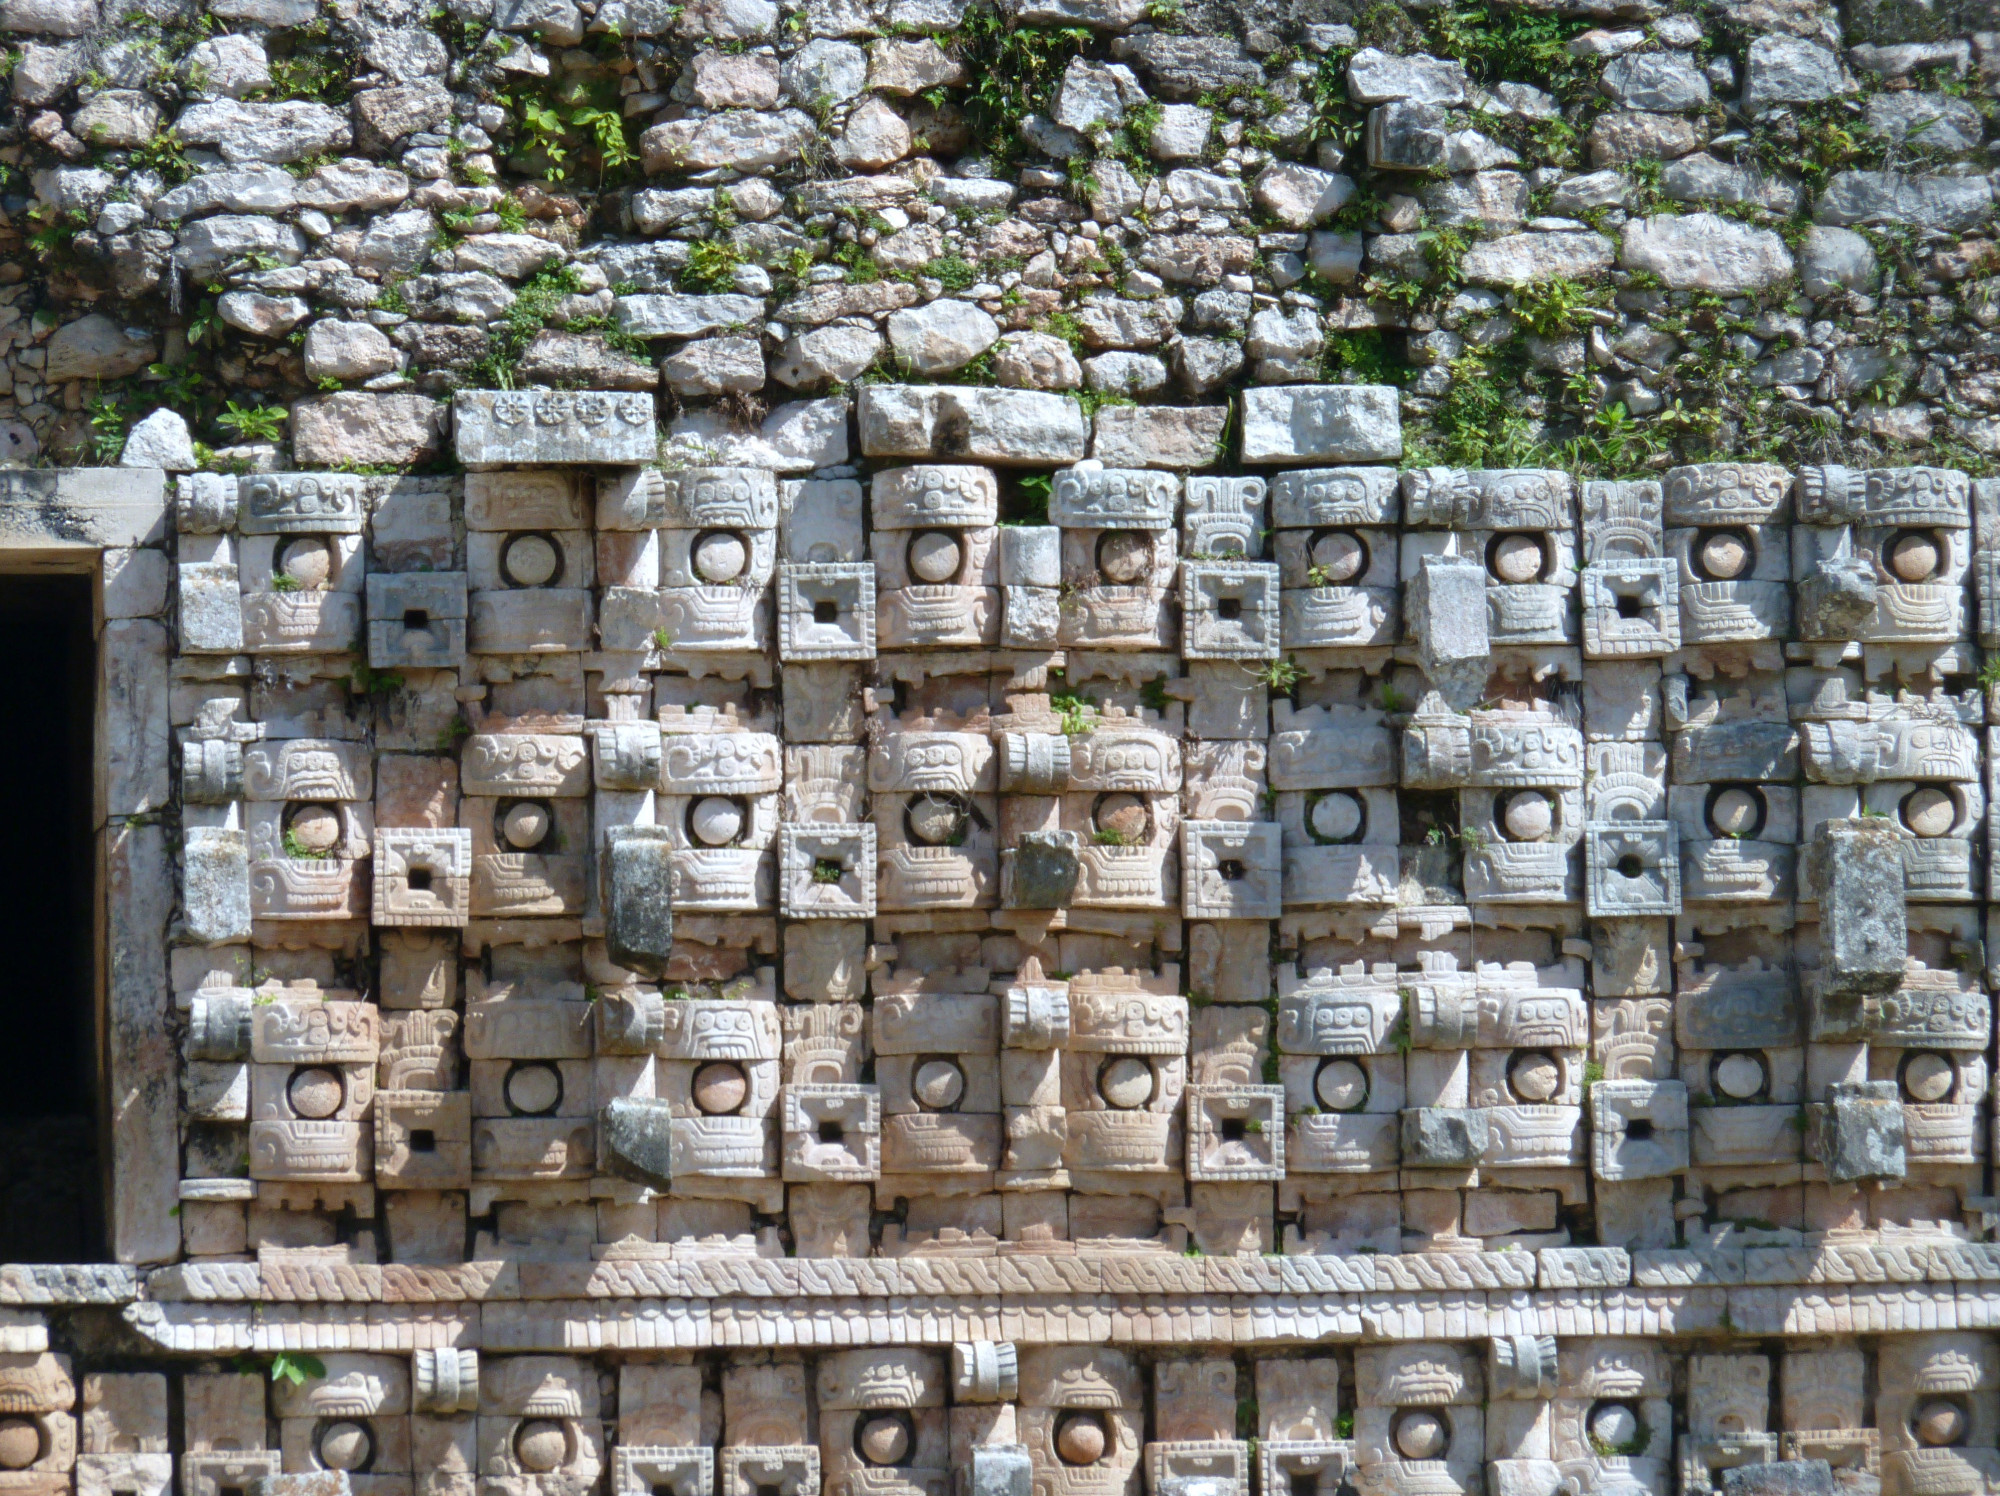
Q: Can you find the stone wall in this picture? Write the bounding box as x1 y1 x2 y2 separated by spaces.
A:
5 0 2000 1480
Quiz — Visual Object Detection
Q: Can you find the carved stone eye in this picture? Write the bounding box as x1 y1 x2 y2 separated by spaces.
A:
1098 1057 1154 1110
1487 532 1546 584
1712 1052 1767 1101
690 796 747 847
693 1061 749 1116
288 1067 344 1120
503 532 561 587
1705 785 1764 840
1902 1051 1956 1103
1915 1399 1968 1447
317 1421 372 1472
912 1058 965 1111
693 530 749 583
505 1062 563 1117
856 1413 912 1467
1587 1401 1641 1454
1498 791 1554 843
1055 1412 1108 1466
1901 786 1955 838
1315 1059 1368 1112
1887 528 1943 582
1391 1409 1447 1460
277 535 333 590
1096 531 1151 583
1308 791 1364 844
1308 529 1367 583
285 803 343 856
514 1421 568 1472
907 530 962 583
1694 527 1753 580
502 800 553 851
1507 1051 1562 1103
0 1419 41 1470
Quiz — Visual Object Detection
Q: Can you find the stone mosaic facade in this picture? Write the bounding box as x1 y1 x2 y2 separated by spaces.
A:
11 0 2000 1473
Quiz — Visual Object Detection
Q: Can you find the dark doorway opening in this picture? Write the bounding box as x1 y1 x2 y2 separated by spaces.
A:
0 575 100 1260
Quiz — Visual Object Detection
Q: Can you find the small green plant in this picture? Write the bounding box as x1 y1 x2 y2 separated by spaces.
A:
1092 829 1130 846
1049 686 1097 736
1376 684 1410 713
349 663 405 697
680 239 744 293
281 827 329 861
652 626 676 650
435 717 471 751
1334 1412 1355 1439
812 857 845 884
1587 1410 1650 1459
268 1353 326 1387
1258 656 1307 693
270 572 302 592
87 388 130 464
215 401 288 444
1977 657 2000 690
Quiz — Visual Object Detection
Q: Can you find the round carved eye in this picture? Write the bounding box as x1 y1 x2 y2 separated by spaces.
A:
502 533 561 588
906 793 969 847
1055 1412 1108 1466
1498 790 1554 843
1098 1057 1154 1110
692 530 749 583
1097 531 1152 583
1694 527 1754 581
1309 791 1364 844
514 1421 568 1472
1507 1051 1562 1103
1713 1052 1768 1101
1705 785 1765 840
689 796 747 847
1587 1401 1642 1455
502 800 553 851
1487 532 1547 584
285 803 343 856
288 1067 344 1120
0 1419 42 1471
1314 1059 1368 1112
1902 1051 1956 1104
1901 786 1956 838
277 536 334 590
693 1061 749 1116
908 530 963 583
505 1062 563 1117
857 1414 912 1467
317 1421 373 1473
1888 528 1944 582
1914 1400 1968 1448
1308 529 1367 583
1392 1409 1448 1460
912 1058 965 1111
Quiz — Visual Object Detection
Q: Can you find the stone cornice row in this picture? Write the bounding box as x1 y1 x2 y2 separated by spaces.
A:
114 1278 2000 1354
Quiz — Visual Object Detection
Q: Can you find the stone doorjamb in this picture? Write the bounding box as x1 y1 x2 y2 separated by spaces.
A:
0 467 174 1265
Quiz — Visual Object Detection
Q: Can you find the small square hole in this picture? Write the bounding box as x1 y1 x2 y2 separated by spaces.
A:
1615 592 1644 619
817 1120 845 1145
654 1485 677 1496
758 1484 784 1496
813 599 839 624
1217 597 1242 621
407 867 432 892
1219 1117 1246 1142
1291 1475 1318 1496
1625 1119 1654 1141
1219 859 1246 881
403 609 430 630
410 1129 436 1152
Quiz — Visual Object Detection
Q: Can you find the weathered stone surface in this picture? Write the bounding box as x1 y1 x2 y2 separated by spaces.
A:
293 393 443 467
1239 385 1401 462
1618 212 1793 292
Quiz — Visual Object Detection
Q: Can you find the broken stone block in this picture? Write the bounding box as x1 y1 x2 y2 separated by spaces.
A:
1405 553 1489 710
1807 818 1907 999
1003 830 1081 910
600 824 675 977
1806 1080 1906 1182
1400 1106 1488 1166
